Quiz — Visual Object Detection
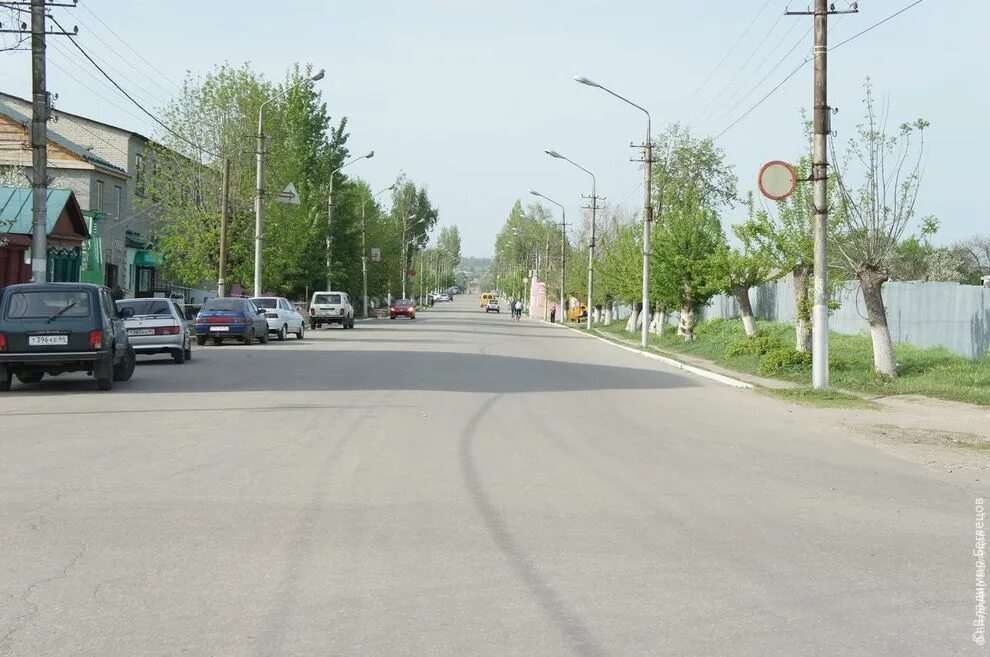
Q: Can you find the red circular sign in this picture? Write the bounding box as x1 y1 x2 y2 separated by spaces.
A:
758 160 798 201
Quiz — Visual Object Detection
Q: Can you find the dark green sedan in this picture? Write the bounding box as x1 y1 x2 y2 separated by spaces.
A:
0 283 137 391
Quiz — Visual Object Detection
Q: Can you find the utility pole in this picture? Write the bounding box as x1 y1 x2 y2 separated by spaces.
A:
217 157 230 297
632 123 653 348
361 202 369 317
544 234 550 321
788 0 857 389
29 0 47 283
253 115 265 297
325 177 334 290
581 189 602 330
558 214 569 323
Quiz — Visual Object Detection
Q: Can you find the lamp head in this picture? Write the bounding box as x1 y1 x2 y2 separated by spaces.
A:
574 75 599 88
311 69 326 81
545 150 563 159
528 189 540 196
365 150 374 159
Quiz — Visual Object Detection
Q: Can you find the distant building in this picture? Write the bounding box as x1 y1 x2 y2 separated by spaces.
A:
0 92 164 297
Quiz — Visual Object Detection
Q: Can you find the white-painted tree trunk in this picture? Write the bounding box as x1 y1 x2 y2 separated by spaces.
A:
859 269 897 377
603 305 613 326
678 303 696 341
626 308 639 333
742 314 757 337
654 308 668 335
731 284 758 337
793 265 812 352
636 310 646 331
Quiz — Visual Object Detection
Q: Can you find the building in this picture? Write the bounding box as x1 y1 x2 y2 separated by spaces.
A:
0 92 163 297
0 187 90 289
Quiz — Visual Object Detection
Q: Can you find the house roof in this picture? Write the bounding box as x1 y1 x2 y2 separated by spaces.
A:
0 91 151 144
0 187 89 238
0 101 128 177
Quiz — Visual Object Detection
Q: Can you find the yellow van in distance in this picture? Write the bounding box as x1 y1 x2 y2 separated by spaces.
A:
480 292 494 308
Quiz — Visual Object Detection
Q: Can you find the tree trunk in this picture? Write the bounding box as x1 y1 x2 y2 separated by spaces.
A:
678 284 696 341
655 306 668 335
636 302 646 330
603 304 613 326
626 303 639 333
858 267 897 377
732 284 757 337
792 265 812 352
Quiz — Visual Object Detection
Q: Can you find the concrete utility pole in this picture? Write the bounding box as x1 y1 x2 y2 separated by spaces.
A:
788 0 856 389
361 183 394 318
29 0 47 283
529 190 568 323
573 76 652 347
217 157 230 297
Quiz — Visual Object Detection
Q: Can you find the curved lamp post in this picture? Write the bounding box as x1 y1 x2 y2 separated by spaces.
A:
360 183 395 317
529 189 567 324
326 150 374 289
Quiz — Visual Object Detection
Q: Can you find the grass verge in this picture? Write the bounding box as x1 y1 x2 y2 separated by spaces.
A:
586 318 990 406
758 387 880 409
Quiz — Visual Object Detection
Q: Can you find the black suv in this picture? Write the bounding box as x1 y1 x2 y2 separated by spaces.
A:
0 283 137 391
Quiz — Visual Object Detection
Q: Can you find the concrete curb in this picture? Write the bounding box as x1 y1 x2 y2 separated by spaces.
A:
541 319 754 390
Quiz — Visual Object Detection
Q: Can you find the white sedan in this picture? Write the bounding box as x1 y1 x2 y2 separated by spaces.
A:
250 297 305 341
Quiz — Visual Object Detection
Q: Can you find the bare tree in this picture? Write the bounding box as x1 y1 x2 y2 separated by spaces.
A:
831 80 929 377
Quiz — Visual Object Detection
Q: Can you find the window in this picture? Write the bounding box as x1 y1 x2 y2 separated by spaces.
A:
251 298 278 309
4 290 92 319
115 185 122 218
135 153 145 197
117 299 172 316
95 180 105 211
314 294 341 305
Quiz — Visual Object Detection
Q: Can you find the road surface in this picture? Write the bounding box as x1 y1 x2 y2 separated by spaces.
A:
0 295 983 656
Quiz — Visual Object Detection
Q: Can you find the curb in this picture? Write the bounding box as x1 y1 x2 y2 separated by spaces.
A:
542 320 754 390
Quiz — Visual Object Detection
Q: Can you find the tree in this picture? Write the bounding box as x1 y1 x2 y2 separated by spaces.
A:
953 235 990 285
831 80 930 377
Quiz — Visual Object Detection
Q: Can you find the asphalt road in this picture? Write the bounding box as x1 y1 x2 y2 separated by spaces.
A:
0 295 983 656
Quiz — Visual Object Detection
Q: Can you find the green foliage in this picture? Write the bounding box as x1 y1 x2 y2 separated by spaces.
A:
757 346 812 376
725 332 784 358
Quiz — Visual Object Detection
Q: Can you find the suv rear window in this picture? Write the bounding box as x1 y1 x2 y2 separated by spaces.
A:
118 299 174 316
4 290 93 319
314 294 341 304
201 299 244 312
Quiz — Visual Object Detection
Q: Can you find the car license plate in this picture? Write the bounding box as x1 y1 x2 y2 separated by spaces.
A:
28 335 68 346
210 326 229 332
128 328 155 336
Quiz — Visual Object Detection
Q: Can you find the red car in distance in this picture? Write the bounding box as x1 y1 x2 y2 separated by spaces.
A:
390 299 416 320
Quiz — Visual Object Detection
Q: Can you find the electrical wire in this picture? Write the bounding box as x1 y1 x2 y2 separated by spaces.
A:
671 0 774 118
712 0 929 139
48 14 215 158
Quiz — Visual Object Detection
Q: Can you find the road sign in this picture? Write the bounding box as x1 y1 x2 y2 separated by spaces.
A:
276 183 301 205
758 161 798 201
370 248 381 262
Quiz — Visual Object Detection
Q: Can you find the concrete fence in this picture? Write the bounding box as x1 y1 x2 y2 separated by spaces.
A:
613 276 990 359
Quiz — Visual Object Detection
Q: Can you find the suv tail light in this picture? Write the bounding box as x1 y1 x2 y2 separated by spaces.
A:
340 308 345 315
266 313 278 319
88 330 103 350
155 326 181 335
0 333 6 352
309 308 315 316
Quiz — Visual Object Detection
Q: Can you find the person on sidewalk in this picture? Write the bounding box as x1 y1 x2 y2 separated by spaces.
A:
550 303 557 323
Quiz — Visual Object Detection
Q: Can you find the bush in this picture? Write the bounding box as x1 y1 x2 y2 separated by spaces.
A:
758 346 813 376
725 332 784 358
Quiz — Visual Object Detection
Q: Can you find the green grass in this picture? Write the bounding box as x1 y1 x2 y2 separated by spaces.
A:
757 387 880 409
588 317 990 406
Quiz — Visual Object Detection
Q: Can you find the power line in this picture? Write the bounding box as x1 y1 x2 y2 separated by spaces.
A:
48 14 214 158
711 0 927 140
832 0 926 51
79 2 180 92
672 0 774 117
693 11 785 123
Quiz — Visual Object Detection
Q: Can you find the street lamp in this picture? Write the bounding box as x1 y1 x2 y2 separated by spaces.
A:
326 150 374 289
361 183 395 318
545 149 596 330
530 189 566 324
575 74 653 348
254 68 325 297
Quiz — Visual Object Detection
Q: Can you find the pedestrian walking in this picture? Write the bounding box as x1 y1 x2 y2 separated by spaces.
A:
550 303 556 323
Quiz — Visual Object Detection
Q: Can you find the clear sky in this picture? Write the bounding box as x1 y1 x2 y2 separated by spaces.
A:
0 0 979 256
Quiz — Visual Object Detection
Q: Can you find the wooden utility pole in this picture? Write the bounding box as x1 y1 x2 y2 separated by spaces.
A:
788 0 856 389
29 0 48 283
217 157 230 297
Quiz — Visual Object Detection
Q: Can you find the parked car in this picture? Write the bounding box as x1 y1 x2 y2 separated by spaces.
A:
0 282 136 391
390 299 416 320
309 291 354 329
194 297 269 345
485 299 500 313
251 296 305 341
437 293 451 302
117 297 191 364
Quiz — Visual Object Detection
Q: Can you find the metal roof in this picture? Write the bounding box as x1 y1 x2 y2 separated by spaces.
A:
0 187 86 236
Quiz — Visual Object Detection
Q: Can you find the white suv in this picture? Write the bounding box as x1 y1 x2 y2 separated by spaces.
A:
309 291 354 330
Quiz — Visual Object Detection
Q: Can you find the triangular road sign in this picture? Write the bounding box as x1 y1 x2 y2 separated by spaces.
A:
276 182 301 205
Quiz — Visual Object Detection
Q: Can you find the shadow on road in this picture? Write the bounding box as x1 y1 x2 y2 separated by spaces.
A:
2 349 693 396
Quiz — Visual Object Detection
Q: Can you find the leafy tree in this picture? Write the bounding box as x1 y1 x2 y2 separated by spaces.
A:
831 79 930 377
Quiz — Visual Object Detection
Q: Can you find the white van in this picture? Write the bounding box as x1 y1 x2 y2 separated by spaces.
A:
309 291 354 329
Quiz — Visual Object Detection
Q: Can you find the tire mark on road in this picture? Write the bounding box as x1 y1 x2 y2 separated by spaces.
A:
460 395 609 657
